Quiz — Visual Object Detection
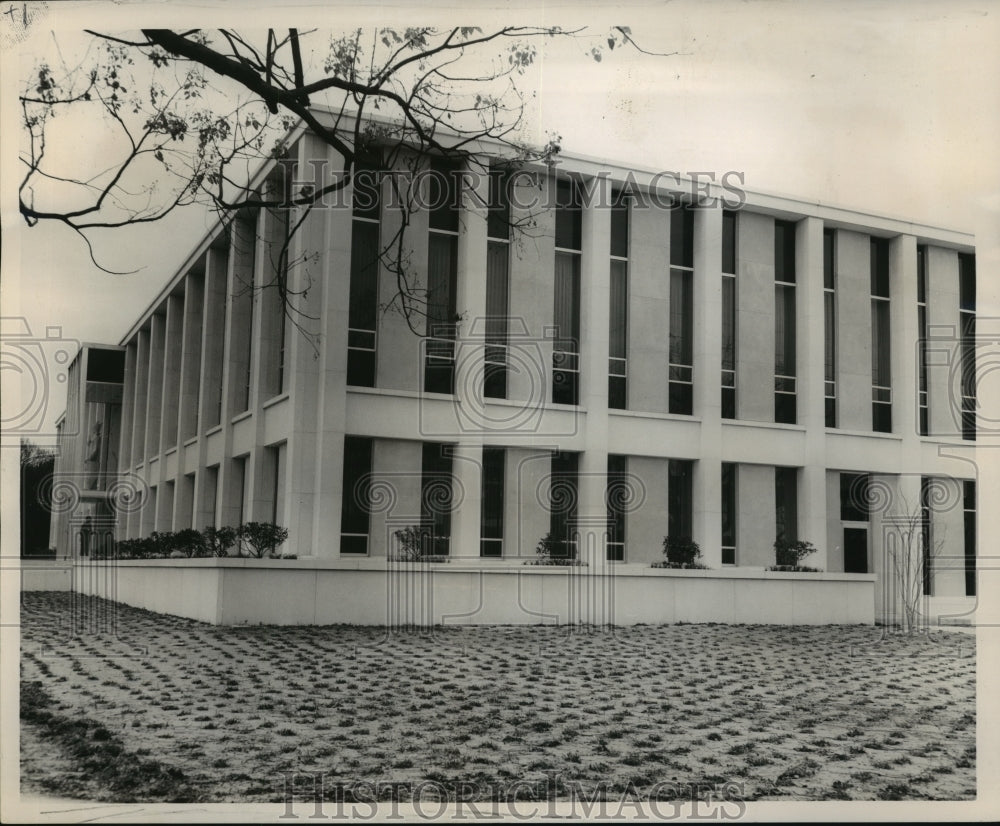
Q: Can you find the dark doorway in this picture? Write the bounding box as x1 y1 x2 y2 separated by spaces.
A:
844 527 868 574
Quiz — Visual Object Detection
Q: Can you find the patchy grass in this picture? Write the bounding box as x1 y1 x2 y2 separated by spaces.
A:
20 592 975 802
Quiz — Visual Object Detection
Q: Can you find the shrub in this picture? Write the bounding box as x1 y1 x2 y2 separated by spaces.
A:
392 525 428 561
173 528 207 558
390 526 450 561
202 526 238 557
524 532 586 566
662 536 702 566
773 538 818 567
237 522 290 558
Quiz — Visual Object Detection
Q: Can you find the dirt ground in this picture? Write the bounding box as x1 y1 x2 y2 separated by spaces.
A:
19 592 975 803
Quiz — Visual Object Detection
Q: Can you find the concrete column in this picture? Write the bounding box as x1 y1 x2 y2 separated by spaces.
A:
283 135 333 556
837 230 872 431
450 156 489 559
576 174 612 564
160 294 184 451
130 329 149 468
693 205 723 566
118 341 136 475
628 201 670 414
797 217 827 566
926 247 961 439
891 236 920 444
736 212 775 423
177 271 205 444
199 247 229 432
377 150 428 392
309 137 352 556
144 313 165 460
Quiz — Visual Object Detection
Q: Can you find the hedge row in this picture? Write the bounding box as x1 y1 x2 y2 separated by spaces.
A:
112 523 290 560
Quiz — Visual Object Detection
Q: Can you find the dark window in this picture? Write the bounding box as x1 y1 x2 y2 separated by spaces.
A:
555 178 582 251
670 204 694 268
610 192 630 259
352 155 381 222
775 467 798 543
721 212 737 419
340 436 373 555
721 462 737 565
480 447 505 557
824 229 837 428
774 220 796 283
774 283 797 424
721 277 736 419
347 220 380 387
424 233 458 394
609 191 629 410
917 246 929 436
86 348 126 383
840 473 871 522
964 480 976 596
871 297 891 432
606 454 628 561
487 165 511 241
870 237 890 298
549 452 579 558
421 442 453 556
485 241 510 399
960 253 976 441
552 252 581 405
669 267 694 415
667 459 693 541
722 210 737 276
428 158 460 233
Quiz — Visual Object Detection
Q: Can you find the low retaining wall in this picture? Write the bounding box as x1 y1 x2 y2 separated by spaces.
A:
71 558 876 626
20 559 73 591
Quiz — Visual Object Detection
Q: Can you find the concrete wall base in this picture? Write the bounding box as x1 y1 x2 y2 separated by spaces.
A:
70 559 876 626
20 559 74 591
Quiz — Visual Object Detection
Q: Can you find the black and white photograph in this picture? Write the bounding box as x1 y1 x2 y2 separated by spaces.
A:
1 0 997 821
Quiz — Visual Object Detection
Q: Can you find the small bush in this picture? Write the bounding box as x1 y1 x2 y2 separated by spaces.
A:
661 536 703 567
238 522 290 558
173 528 207 558
525 532 586 566
202 526 238 557
773 538 818 567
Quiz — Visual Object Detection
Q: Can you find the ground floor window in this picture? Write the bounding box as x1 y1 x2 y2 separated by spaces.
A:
340 436 373 555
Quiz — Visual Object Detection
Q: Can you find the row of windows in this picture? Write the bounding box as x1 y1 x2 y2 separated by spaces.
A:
339 442 976 588
341 164 976 438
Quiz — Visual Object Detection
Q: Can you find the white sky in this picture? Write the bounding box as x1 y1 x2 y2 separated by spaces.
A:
2 0 999 435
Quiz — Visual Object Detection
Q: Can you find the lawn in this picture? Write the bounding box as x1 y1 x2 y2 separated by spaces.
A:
19 592 975 804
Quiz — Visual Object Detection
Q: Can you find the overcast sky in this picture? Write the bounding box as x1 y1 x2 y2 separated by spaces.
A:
2 0 999 438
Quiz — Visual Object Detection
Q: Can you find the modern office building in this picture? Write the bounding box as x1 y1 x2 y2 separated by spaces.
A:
50 116 979 626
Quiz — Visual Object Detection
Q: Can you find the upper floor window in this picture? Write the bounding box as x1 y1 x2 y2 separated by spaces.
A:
823 228 837 428
347 153 382 388
959 253 976 441
774 220 797 424
669 204 694 415
552 178 582 405
424 158 459 394
485 166 511 399
917 246 929 435
721 210 737 419
870 237 891 433
609 190 629 410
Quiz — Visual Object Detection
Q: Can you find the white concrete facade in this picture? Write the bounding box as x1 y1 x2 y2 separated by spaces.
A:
51 120 979 625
